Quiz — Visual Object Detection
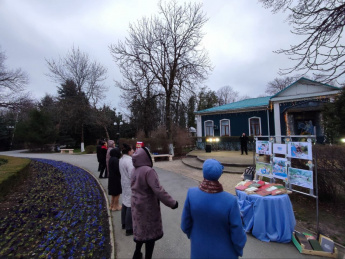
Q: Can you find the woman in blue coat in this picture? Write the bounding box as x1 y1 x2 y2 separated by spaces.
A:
181 159 247 259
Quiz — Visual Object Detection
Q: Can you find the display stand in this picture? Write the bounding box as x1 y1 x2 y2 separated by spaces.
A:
254 135 319 234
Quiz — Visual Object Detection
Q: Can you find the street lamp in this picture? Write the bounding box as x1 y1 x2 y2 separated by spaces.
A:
113 121 123 147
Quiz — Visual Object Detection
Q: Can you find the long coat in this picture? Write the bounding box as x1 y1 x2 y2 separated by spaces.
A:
119 154 134 207
108 148 122 196
106 140 115 176
131 148 176 242
181 187 247 259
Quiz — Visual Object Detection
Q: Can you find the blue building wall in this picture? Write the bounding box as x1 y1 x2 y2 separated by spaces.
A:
201 109 274 137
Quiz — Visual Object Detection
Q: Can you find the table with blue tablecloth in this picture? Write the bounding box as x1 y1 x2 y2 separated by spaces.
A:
236 190 296 243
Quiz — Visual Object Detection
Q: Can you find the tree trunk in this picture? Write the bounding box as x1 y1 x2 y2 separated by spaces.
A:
165 93 172 141
103 125 110 140
81 123 85 152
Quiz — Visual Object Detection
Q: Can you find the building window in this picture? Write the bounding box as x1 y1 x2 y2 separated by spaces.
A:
220 119 230 136
249 117 261 136
205 120 214 136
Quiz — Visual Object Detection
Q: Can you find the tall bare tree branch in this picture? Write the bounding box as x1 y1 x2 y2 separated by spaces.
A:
259 0 345 84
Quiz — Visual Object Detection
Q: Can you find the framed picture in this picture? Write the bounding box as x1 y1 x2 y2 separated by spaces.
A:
288 167 313 189
272 157 288 180
287 142 312 160
256 140 272 155
255 162 272 178
273 143 287 155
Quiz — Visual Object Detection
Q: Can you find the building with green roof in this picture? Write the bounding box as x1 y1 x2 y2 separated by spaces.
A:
195 78 340 146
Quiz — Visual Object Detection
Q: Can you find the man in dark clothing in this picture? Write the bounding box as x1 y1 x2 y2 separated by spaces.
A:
240 133 248 155
96 140 103 172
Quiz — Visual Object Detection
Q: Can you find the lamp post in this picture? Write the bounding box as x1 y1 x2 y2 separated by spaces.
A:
114 121 123 147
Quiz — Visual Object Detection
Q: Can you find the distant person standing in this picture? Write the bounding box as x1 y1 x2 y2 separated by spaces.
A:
108 147 122 211
106 140 115 178
119 143 134 236
96 140 103 172
181 159 247 259
99 141 108 178
240 132 248 155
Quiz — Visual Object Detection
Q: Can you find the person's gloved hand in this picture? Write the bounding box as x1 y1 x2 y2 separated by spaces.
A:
172 201 178 209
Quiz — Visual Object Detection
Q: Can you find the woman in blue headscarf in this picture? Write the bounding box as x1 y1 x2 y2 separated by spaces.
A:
181 159 247 259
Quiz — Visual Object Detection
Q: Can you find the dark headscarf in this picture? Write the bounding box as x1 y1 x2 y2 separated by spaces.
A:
110 147 121 159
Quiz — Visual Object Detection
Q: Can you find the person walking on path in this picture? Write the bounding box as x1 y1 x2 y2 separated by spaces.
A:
181 159 247 259
131 147 178 259
108 147 122 211
99 141 108 178
96 140 103 172
240 132 248 155
106 140 115 178
119 143 134 236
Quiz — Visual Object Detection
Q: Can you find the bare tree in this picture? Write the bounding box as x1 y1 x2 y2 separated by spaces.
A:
46 46 108 106
259 0 345 84
110 0 212 140
265 76 297 95
216 85 239 106
0 47 30 109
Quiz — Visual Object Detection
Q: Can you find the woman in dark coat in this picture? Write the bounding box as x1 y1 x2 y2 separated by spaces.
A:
108 147 122 211
131 147 178 259
98 141 108 178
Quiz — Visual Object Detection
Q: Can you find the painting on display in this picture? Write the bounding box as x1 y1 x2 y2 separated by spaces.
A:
272 157 288 180
287 142 312 160
288 167 313 189
256 141 272 155
255 162 272 178
273 143 287 155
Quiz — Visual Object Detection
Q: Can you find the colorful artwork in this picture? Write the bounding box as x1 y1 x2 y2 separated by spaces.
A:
287 142 312 160
273 143 287 155
256 141 272 155
255 162 272 178
272 157 288 180
288 167 313 189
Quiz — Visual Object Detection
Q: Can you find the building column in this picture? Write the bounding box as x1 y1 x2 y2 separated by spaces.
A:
196 115 202 139
273 102 282 143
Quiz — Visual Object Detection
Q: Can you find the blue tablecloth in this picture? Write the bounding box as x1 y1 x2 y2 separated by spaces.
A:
236 190 296 243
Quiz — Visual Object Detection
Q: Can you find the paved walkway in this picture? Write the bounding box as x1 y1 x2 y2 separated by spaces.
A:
1 150 341 259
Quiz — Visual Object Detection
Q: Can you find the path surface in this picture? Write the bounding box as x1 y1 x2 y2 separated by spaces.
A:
1 150 323 258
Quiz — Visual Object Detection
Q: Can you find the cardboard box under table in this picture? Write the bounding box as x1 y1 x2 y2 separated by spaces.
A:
292 232 338 258
236 189 296 243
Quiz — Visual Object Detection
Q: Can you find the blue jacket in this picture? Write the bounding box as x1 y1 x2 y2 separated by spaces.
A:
181 187 247 259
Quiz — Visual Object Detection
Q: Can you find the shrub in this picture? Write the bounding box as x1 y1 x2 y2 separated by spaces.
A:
85 145 96 154
313 144 345 202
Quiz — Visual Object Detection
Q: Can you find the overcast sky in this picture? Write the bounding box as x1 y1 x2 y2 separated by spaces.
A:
1 0 302 112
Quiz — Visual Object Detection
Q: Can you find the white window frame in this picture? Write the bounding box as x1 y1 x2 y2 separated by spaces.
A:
220 119 231 136
248 117 262 136
204 120 214 136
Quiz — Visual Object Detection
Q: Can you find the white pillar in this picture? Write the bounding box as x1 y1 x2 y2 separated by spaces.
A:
196 115 202 139
273 103 282 143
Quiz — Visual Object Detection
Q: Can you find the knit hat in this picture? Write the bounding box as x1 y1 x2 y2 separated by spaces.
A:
202 159 224 181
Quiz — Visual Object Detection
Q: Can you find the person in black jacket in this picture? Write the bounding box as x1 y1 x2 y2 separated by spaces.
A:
99 141 108 178
240 132 248 155
108 147 122 211
96 140 103 172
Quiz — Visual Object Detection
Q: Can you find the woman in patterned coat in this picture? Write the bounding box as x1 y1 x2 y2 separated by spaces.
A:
131 147 178 259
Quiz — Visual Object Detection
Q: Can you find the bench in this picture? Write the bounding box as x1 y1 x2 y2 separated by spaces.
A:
60 149 74 154
151 154 173 162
